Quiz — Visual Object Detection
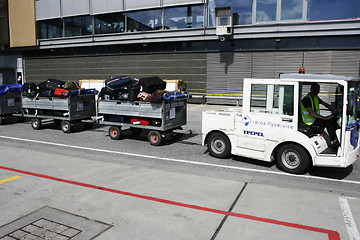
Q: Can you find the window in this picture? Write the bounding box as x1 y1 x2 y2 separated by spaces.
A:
281 0 303 20
250 84 294 115
127 9 162 32
256 0 277 22
95 13 125 34
165 5 204 30
64 15 92 37
208 0 253 26
307 0 360 21
38 19 63 39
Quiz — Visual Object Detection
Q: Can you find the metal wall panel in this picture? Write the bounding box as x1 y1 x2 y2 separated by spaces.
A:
163 0 203 7
92 0 124 15
35 0 61 20
24 53 206 94
62 0 90 17
125 0 161 11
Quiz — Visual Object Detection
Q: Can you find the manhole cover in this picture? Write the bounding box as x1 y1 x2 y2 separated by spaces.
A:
0 207 112 240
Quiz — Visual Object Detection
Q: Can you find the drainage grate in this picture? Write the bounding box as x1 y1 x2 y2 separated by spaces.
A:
0 207 112 240
1 218 82 240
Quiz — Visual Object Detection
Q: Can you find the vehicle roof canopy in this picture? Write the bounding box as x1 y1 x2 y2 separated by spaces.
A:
280 73 360 81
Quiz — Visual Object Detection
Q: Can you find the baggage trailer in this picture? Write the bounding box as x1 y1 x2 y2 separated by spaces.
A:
98 99 187 145
21 95 96 133
0 92 22 125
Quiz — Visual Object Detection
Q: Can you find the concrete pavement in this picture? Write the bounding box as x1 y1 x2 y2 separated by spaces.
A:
0 138 359 240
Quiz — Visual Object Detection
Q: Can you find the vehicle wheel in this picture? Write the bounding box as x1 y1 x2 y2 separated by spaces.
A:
276 144 310 174
0 117 3 125
207 132 231 158
31 118 42 130
109 126 121 140
148 131 162 146
130 127 142 136
61 120 72 133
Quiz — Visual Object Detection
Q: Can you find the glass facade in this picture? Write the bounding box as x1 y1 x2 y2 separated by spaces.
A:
281 0 303 20
64 15 92 37
95 13 125 34
127 9 162 32
165 5 204 29
256 0 277 22
36 1 360 39
38 19 63 39
307 0 360 21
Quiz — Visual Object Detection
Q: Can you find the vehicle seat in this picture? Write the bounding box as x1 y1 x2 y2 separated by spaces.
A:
298 122 325 138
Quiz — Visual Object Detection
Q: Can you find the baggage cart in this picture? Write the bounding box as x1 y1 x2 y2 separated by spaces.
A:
0 92 22 125
21 95 96 133
98 99 187 145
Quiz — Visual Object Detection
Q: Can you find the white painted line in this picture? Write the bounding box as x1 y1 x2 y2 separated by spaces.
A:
339 196 360 240
1 135 360 185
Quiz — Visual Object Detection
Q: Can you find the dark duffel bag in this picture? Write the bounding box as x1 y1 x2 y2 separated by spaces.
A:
127 81 140 101
45 79 66 90
139 76 166 93
105 76 132 90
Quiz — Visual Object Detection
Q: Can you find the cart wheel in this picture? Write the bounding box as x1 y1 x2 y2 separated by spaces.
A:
207 132 231 159
130 127 142 136
276 144 310 174
148 131 162 146
109 126 121 140
31 118 42 130
83 122 94 130
61 120 72 133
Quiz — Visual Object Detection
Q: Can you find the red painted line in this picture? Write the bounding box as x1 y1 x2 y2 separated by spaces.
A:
0 166 340 240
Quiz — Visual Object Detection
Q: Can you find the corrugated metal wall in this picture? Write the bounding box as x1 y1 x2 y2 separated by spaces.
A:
206 50 360 104
24 53 207 93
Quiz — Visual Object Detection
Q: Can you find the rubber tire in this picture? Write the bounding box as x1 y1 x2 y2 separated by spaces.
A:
207 132 231 159
31 118 42 130
0 117 2 125
61 120 72 133
109 126 121 140
148 131 162 146
276 144 310 174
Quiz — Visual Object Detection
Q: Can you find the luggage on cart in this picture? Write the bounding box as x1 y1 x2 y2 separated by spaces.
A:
54 88 69 98
127 81 141 101
105 76 132 90
139 77 166 93
0 84 22 96
22 83 38 97
163 91 192 103
40 79 65 91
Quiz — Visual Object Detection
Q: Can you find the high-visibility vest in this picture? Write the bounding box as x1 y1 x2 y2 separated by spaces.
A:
300 94 320 125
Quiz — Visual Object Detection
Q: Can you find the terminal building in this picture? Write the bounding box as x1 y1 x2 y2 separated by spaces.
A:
0 0 359 102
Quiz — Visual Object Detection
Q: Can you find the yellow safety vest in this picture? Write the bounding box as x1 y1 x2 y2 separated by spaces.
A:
300 94 320 126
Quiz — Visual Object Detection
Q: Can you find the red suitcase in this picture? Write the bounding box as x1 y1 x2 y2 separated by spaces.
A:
54 88 69 98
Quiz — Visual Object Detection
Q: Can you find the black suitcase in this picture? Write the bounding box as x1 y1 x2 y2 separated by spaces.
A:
139 77 166 93
127 81 140 101
105 76 132 90
45 79 65 90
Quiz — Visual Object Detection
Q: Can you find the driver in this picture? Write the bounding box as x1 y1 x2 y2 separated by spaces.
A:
300 83 339 148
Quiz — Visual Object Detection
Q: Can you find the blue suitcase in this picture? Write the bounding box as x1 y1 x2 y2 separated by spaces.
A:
105 76 132 91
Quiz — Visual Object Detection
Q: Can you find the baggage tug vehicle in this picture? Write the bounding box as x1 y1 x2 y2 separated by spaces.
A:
202 74 360 174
